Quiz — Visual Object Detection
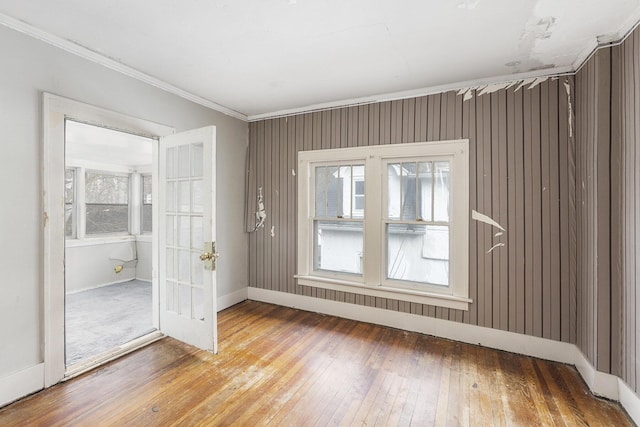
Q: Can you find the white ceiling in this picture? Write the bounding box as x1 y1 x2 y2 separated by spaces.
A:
1 0 639 119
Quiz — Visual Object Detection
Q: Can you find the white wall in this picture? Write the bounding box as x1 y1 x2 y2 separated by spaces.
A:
0 24 248 382
65 241 138 292
136 240 152 282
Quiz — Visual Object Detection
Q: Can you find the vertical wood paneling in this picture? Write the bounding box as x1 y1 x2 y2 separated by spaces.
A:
548 79 561 343
624 30 640 392
465 93 478 326
490 93 500 329
248 82 575 354
514 88 526 335
610 44 622 377
531 85 543 338
523 87 534 336
541 81 551 339
498 90 509 332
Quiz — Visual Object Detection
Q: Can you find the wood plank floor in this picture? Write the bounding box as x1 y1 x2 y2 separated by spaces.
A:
0 301 632 426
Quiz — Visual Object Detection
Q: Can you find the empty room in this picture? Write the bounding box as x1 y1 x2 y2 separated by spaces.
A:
0 0 639 425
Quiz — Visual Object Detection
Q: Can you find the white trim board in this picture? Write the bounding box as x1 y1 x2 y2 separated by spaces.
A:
0 363 44 408
217 288 248 312
248 287 640 426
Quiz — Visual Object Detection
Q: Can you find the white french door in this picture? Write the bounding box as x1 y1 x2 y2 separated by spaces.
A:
158 126 217 352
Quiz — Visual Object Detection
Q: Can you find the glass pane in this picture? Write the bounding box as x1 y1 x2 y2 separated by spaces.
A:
178 145 190 178
401 162 417 221
191 143 203 177
142 204 152 234
191 253 203 286
339 166 352 218
179 285 191 317
178 181 190 213
64 204 74 238
191 216 203 250
166 147 176 179
193 287 204 321
387 224 449 286
166 248 175 280
166 182 176 213
387 163 401 220
418 162 433 222
178 250 190 282
166 215 175 246
326 166 339 217
166 281 177 312
142 175 152 203
178 216 190 248
191 180 203 213
352 164 365 219
433 161 450 222
85 172 128 204
313 220 363 275
86 204 128 234
64 169 75 204
315 166 327 217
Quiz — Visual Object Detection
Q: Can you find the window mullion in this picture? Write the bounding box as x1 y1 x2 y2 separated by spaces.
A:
363 155 381 286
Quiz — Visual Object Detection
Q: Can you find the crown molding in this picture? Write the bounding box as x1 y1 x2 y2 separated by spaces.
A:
247 66 574 121
0 12 247 122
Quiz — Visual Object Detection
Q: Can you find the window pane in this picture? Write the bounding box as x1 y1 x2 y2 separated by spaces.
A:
401 162 417 221
315 166 328 217
191 143 203 178
85 172 128 204
142 174 152 234
352 165 364 219
86 204 129 234
64 204 74 238
387 163 401 220
142 175 152 204
65 169 75 238
314 220 363 275
326 166 339 217
434 161 450 222
142 205 152 234
339 166 352 218
65 169 75 204
387 224 449 286
418 162 433 222
178 145 190 178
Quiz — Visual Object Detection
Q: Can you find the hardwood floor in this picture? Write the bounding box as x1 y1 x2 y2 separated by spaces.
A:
0 301 632 426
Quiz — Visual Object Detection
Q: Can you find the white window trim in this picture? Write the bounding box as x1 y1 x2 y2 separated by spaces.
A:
297 140 470 311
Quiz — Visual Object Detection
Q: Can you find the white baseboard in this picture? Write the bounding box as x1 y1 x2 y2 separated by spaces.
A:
217 287 248 311
248 287 640 426
0 363 44 407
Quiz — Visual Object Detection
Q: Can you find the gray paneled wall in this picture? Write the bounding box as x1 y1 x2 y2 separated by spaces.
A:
247 79 577 344
574 25 640 393
620 27 640 395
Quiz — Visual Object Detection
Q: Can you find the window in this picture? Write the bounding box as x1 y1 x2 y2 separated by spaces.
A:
313 164 364 275
297 140 469 310
64 168 76 238
85 171 130 235
386 160 450 286
141 174 153 234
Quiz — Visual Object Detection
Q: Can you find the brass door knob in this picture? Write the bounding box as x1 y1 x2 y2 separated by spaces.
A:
200 252 213 261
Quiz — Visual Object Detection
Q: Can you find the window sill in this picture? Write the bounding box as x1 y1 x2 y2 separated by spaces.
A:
65 235 137 248
295 275 471 311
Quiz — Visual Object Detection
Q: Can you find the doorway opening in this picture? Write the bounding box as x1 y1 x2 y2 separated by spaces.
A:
64 119 156 367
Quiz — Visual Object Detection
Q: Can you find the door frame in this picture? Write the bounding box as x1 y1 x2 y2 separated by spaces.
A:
42 93 174 387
